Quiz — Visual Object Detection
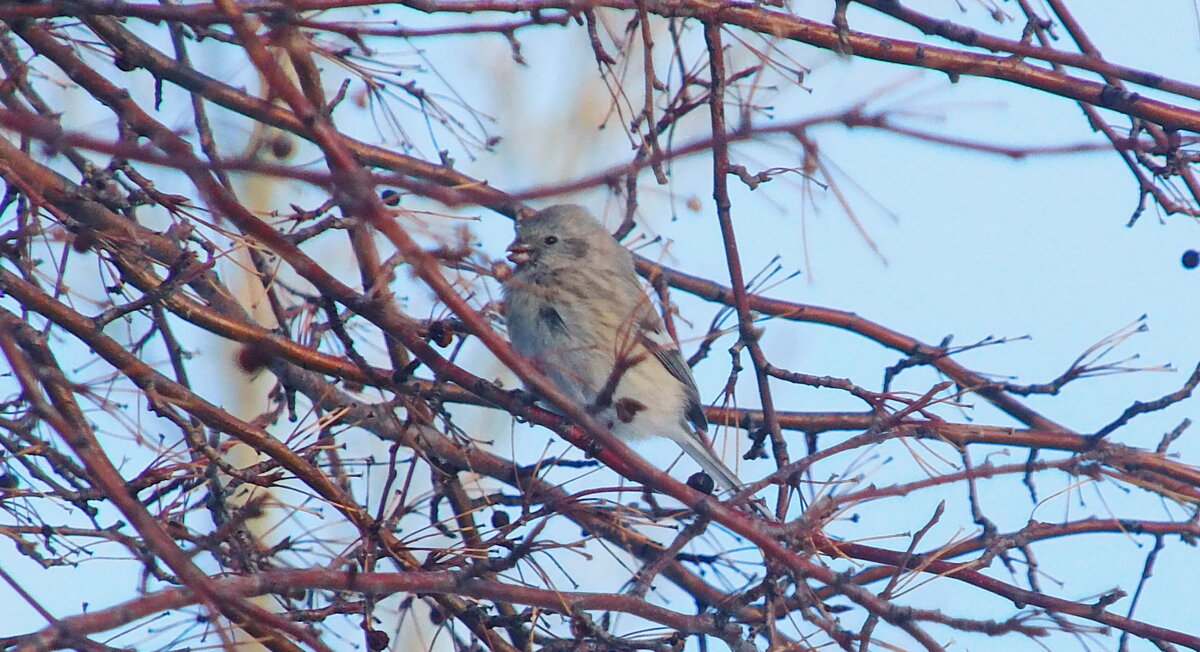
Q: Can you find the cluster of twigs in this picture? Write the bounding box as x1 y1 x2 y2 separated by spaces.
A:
0 1 1199 651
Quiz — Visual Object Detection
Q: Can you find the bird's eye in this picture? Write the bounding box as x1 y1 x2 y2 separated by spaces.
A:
543 235 559 245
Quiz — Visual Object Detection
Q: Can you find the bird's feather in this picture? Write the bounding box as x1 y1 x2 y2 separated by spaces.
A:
635 311 708 431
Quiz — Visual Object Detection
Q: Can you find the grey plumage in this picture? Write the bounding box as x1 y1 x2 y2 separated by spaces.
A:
503 204 762 514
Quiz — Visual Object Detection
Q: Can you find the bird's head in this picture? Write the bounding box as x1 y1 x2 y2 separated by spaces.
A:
506 204 611 272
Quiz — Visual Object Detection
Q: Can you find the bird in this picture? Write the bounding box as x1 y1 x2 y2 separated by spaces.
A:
502 204 765 516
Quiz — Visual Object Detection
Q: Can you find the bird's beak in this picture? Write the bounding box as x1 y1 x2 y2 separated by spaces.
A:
506 241 533 266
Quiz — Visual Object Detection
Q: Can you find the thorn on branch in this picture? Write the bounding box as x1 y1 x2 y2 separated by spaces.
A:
504 30 525 65
1002 316 1166 396
743 426 769 460
1090 361 1200 444
1156 419 1190 454
728 164 771 189
583 10 616 66
1091 588 1127 614
883 335 951 391
391 358 422 383
326 78 352 114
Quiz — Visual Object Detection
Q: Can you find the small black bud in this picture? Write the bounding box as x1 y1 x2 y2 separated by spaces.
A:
270 135 294 160
1182 249 1199 269
427 321 453 347
686 472 715 495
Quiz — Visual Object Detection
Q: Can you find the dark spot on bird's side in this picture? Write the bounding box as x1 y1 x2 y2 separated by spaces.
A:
538 305 567 334
614 397 646 424
561 237 589 258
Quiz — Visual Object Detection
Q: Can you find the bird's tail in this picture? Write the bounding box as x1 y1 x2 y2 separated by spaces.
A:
672 430 772 519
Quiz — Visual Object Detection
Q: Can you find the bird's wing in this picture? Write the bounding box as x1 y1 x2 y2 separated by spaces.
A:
635 307 709 432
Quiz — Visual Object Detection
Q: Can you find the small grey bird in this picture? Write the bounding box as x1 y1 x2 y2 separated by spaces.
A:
503 204 759 510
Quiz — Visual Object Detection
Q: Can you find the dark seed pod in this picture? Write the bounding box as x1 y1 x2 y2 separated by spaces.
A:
491 510 511 528
687 472 716 495
365 629 389 651
235 343 273 373
1182 249 1199 269
270 135 295 160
